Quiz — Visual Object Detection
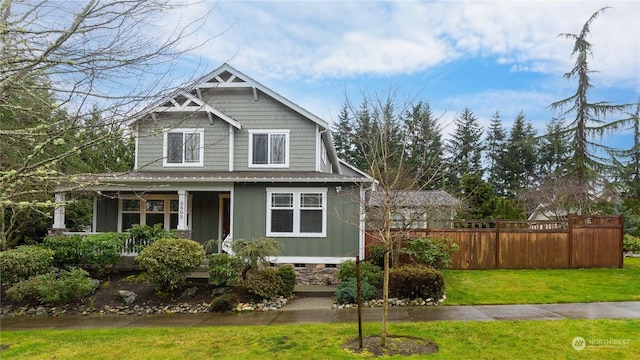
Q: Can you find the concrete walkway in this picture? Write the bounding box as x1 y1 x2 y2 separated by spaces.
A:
2 301 638 331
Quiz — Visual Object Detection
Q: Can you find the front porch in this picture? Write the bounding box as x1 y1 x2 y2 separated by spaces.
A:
52 188 233 252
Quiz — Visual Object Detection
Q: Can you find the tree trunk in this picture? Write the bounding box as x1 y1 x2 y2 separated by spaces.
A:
380 242 390 347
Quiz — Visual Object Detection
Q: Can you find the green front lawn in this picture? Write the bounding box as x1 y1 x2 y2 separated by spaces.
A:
443 257 640 305
1 320 638 359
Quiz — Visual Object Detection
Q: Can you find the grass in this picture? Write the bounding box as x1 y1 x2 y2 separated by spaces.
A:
1 320 638 359
443 257 640 305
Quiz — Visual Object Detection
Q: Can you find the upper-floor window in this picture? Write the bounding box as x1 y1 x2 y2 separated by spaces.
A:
249 130 289 168
163 128 204 167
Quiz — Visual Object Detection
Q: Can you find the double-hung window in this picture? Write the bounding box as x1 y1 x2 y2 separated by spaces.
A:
249 130 289 167
267 188 326 237
163 128 204 166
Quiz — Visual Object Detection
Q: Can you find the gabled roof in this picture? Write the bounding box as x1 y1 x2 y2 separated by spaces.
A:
129 63 344 174
130 63 330 130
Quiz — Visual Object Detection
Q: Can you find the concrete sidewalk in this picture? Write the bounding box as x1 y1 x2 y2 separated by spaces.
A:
2 301 638 331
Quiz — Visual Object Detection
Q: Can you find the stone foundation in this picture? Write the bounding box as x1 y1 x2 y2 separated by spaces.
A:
277 263 340 285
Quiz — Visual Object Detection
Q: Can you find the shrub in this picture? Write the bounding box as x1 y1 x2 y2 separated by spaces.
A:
5 267 98 304
623 234 640 253
367 243 387 269
79 233 126 271
43 235 83 268
136 238 205 295
336 260 383 287
0 246 54 285
127 224 176 253
210 293 240 312
208 253 240 286
276 265 297 297
334 278 378 305
401 236 459 269
231 238 283 279
240 268 284 300
389 264 445 301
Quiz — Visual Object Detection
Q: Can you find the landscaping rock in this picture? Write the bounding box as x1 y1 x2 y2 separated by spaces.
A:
117 290 138 305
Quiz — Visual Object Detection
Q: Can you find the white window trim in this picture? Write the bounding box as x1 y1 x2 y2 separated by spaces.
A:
162 128 205 167
266 187 327 237
248 129 290 168
118 195 191 232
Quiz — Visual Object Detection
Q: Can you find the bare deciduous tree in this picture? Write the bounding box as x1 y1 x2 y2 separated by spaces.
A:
0 0 227 247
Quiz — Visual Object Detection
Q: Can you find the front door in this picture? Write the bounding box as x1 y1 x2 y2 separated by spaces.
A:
219 194 231 240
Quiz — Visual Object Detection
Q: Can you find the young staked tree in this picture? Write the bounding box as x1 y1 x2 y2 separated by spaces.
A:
549 7 630 185
343 91 449 347
0 0 225 247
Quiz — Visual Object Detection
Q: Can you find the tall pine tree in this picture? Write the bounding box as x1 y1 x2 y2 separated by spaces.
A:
485 111 508 195
404 101 445 188
549 7 629 184
446 107 484 190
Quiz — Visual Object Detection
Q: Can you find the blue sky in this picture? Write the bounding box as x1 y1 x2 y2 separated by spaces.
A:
167 0 640 150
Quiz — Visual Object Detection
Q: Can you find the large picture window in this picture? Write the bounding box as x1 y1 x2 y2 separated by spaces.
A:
249 130 289 167
119 196 181 231
267 188 326 237
163 129 204 166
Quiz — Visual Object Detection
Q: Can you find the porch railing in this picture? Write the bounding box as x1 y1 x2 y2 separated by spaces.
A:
63 232 151 256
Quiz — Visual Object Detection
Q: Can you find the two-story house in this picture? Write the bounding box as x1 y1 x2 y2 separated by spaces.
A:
51 63 373 266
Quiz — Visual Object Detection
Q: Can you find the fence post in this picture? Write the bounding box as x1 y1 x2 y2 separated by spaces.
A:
568 214 573 269
619 214 624 268
495 219 500 269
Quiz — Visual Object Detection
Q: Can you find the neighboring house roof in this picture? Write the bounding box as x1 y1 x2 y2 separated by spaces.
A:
368 189 459 208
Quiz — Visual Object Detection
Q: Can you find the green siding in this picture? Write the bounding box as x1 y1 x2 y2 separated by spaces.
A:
95 198 118 232
136 113 230 171
232 183 361 258
191 192 220 245
202 89 319 172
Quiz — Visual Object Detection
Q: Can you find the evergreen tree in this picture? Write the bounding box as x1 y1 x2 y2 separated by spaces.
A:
485 111 508 194
446 107 484 190
549 7 630 184
538 117 571 177
609 100 640 201
503 111 537 196
456 173 496 220
331 103 354 162
404 101 445 188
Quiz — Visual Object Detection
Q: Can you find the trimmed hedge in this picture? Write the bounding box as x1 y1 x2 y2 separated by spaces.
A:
389 264 445 301
276 265 297 297
136 238 205 295
0 246 54 285
240 268 285 300
43 235 82 268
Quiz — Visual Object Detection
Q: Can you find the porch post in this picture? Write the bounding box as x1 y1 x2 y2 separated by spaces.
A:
177 190 188 230
176 190 191 239
52 192 66 229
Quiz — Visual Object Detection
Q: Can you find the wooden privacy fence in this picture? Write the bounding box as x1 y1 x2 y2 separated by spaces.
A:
364 215 624 269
